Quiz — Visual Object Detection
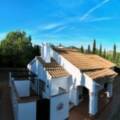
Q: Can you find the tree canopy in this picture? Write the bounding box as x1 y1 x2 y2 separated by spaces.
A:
78 40 120 66
0 31 40 67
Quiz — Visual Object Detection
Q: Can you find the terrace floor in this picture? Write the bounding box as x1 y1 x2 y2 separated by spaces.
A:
0 68 120 120
69 77 120 120
69 91 112 120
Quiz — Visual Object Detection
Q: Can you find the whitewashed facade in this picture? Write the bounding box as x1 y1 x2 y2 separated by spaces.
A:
9 73 38 120
10 43 116 120
27 43 116 119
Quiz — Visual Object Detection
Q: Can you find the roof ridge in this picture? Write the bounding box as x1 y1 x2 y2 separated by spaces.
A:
53 47 116 71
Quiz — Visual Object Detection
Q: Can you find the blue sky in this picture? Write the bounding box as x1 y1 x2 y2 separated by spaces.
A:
0 0 120 50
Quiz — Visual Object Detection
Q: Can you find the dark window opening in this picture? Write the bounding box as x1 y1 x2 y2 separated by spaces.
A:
104 83 108 91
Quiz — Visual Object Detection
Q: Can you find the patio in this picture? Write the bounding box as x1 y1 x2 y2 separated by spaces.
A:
69 89 112 120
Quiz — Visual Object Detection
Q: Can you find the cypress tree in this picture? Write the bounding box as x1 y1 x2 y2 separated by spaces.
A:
80 45 84 53
103 49 106 58
92 39 96 54
99 44 102 56
87 44 91 53
113 44 117 60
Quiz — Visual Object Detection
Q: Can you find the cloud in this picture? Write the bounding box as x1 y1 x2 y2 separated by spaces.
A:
36 22 67 34
88 17 115 22
81 16 120 23
52 26 67 33
80 0 110 21
42 23 63 31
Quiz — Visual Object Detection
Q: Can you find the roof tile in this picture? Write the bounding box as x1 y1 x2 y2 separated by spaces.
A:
36 56 69 78
53 48 115 71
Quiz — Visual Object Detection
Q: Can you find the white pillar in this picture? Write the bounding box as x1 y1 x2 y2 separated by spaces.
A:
73 87 78 105
41 43 51 63
107 83 113 98
89 91 98 116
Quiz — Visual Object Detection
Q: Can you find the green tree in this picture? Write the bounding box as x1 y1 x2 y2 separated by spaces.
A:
80 45 84 53
92 39 96 54
113 44 117 60
103 49 106 58
99 44 102 56
0 31 35 67
87 44 91 53
33 45 40 56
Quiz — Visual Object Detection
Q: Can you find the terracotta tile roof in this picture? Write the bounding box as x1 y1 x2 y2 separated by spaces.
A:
36 56 69 78
87 54 116 69
84 69 117 80
53 47 117 80
53 48 115 71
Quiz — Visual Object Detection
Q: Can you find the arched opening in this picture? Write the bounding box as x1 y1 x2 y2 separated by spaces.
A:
83 87 89 97
77 86 89 100
77 86 89 113
104 82 108 91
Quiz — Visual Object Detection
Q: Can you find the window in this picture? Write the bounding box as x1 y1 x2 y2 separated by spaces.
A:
104 83 108 91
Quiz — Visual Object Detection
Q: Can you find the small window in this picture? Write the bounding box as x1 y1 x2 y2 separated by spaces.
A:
104 83 108 91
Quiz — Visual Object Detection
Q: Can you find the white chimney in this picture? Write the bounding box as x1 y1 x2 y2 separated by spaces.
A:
41 43 51 63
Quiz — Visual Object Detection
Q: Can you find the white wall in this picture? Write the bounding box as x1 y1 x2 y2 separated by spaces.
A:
14 80 30 97
37 61 51 98
28 46 102 107
51 76 69 96
27 59 39 94
41 43 51 63
37 60 47 81
17 102 36 120
51 49 101 105
50 93 69 120
89 92 98 115
28 58 51 98
27 58 37 75
31 59 37 75
52 49 90 88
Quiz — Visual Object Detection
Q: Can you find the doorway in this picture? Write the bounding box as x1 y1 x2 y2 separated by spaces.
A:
36 99 50 120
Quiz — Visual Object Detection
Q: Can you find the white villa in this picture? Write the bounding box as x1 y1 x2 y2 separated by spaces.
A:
10 43 118 120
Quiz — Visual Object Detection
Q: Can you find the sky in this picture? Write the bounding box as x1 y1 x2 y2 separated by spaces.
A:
0 0 120 50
